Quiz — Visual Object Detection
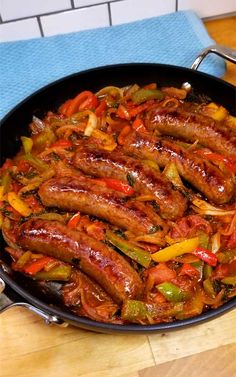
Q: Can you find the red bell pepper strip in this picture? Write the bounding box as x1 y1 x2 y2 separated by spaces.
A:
194 150 236 173
193 247 218 266
59 99 72 115
24 256 55 275
51 139 73 148
95 99 107 116
96 178 134 196
65 91 98 116
67 212 81 229
117 104 131 120
179 263 200 278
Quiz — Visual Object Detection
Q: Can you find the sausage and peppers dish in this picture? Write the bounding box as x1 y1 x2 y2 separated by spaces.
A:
0 82 236 325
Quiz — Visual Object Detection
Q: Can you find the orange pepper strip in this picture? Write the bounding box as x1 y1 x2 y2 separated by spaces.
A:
132 118 147 133
67 212 81 229
143 83 157 90
118 125 132 145
51 139 73 148
24 257 55 275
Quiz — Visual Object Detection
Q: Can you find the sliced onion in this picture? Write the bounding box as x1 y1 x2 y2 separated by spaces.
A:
191 198 236 216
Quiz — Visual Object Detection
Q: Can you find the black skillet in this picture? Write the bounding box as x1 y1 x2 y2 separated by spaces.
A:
0 45 236 333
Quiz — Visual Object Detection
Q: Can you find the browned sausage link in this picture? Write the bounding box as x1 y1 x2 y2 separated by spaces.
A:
5 246 119 321
146 106 236 157
16 219 143 303
73 145 187 220
125 132 235 204
38 176 159 234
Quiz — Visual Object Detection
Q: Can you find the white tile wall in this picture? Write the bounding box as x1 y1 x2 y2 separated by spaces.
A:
0 0 235 42
0 0 71 22
0 18 41 42
178 0 236 18
40 5 109 37
110 0 175 25
74 0 116 6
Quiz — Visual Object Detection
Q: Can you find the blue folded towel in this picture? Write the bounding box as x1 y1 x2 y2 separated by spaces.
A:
0 10 225 119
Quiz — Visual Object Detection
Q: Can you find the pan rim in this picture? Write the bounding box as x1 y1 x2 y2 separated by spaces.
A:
1 62 236 333
1 62 235 124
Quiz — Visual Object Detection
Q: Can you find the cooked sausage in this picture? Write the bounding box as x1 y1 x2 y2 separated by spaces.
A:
5 246 119 322
72 145 187 219
125 131 235 204
146 107 236 157
16 219 143 303
38 176 160 234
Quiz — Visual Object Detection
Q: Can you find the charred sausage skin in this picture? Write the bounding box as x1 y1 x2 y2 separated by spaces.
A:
125 132 235 204
73 145 187 220
147 106 236 157
38 176 161 234
16 219 143 303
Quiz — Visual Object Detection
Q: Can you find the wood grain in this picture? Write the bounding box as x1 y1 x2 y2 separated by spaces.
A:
139 344 236 377
0 16 236 377
204 16 236 85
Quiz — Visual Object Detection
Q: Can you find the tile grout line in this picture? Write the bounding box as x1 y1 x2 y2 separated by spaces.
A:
37 16 44 37
108 2 112 26
0 3 108 25
71 0 75 9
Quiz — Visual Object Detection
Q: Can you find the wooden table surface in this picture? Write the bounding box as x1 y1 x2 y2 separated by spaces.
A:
0 16 236 377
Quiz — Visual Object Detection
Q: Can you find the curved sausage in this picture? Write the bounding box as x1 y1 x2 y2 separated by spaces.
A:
147 107 236 157
72 145 187 220
16 219 143 303
38 176 161 234
125 132 235 204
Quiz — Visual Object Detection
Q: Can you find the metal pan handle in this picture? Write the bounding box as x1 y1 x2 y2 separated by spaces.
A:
0 278 68 327
191 45 236 70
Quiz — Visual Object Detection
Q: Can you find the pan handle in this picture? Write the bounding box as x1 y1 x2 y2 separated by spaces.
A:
0 278 68 327
191 45 236 70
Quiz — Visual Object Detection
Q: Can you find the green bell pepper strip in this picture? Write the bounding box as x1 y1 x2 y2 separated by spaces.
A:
157 282 187 302
221 276 236 285
217 250 236 263
34 264 72 281
106 230 151 268
203 278 216 298
131 89 164 104
203 264 213 279
176 288 204 320
23 153 49 172
198 232 209 249
121 299 183 322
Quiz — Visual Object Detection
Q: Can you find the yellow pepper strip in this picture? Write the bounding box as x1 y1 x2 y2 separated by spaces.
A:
203 102 228 121
0 213 3 229
91 129 117 151
0 186 4 201
21 136 33 154
7 192 32 217
151 237 199 262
